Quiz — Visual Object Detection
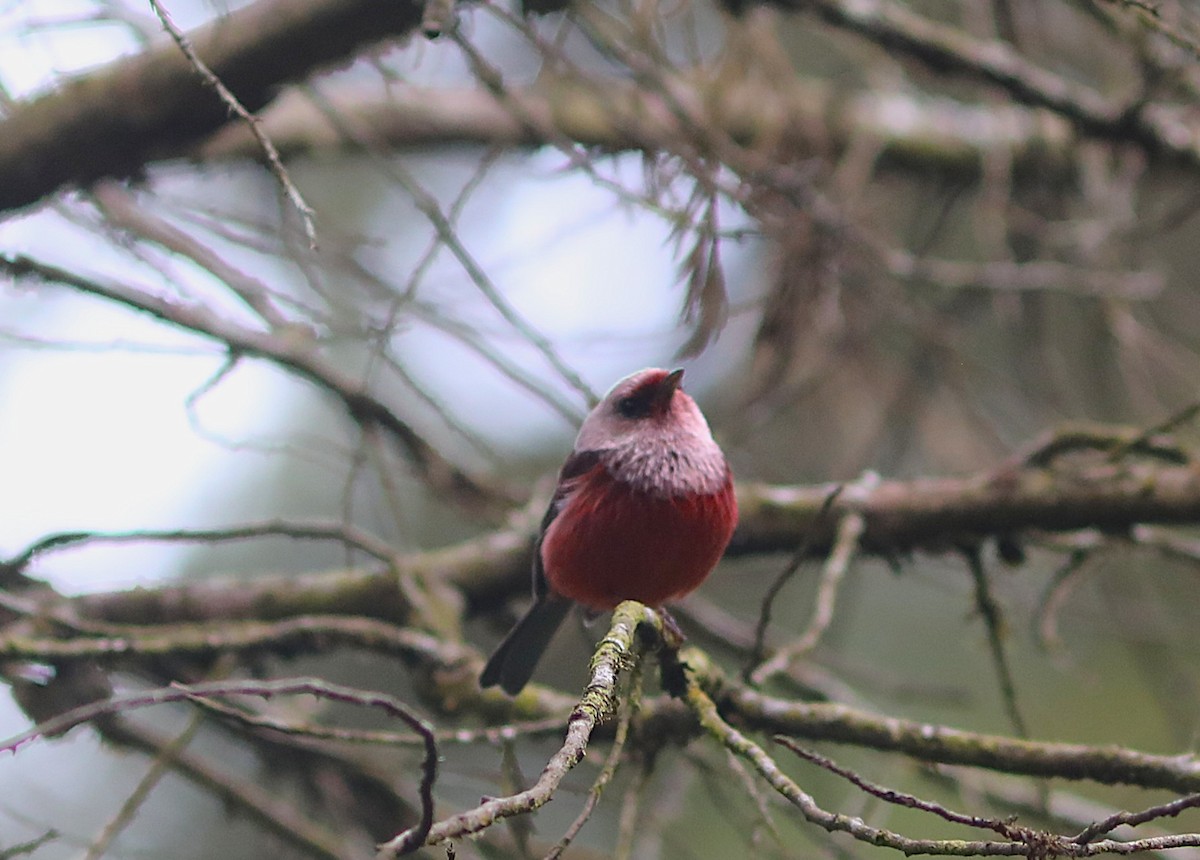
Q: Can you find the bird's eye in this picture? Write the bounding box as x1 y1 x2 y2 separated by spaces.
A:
614 386 660 419
616 396 641 418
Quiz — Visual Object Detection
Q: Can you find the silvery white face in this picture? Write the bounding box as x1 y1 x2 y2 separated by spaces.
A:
574 368 728 495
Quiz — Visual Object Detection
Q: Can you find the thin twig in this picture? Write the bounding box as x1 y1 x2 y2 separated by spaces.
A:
96 715 347 860
91 180 296 328
1072 793 1200 844
750 508 864 684
82 712 205 860
148 0 317 248
3 520 398 573
775 738 1027 840
188 693 566 747
746 483 844 675
964 547 1030 740
1035 548 1092 652
0 830 59 860
298 85 596 411
1106 402 1200 463
614 758 652 860
683 655 1040 856
7 677 439 857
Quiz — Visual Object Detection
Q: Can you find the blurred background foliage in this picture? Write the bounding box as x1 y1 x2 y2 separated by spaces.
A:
1 0 1200 857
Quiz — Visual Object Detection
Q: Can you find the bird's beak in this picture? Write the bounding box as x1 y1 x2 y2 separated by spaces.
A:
655 368 684 409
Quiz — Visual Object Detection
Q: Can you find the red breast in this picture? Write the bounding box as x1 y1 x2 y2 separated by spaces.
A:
539 461 738 610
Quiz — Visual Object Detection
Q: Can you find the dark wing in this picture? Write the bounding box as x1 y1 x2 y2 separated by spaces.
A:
481 449 608 694
532 448 605 599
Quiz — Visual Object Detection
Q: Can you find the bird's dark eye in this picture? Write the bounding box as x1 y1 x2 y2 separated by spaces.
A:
616 395 643 418
614 393 652 419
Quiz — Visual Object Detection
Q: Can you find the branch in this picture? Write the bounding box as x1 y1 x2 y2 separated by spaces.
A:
197 80 1078 182
3 520 399 573
683 655 1039 856
39 431 1200 631
713 665 1200 794
379 600 658 854
147 0 316 246
734 451 1200 557
0 615 467 668
0 0 423 214
748 507 863 683
0 831 58 860
686 656 1200 857
3 678 438 858
793 0 1200 169
775 739 1029 841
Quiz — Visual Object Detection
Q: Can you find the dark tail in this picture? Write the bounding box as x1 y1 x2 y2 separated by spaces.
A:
480 595 572 695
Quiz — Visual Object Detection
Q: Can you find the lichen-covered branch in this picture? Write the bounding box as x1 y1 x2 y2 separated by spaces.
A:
713 665 1200 794
379 601 658 855
685 654 1200 857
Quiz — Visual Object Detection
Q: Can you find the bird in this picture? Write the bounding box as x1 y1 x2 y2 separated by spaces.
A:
480 367 738 695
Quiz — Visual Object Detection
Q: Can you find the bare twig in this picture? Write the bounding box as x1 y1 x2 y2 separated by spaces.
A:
964 547 1031 740
82 713 205 860
3 520 399 573
91 181 296 328
148 0 317 247
1071 793 1200 844
95 715 349 860
684 654 1038 855
4 677 438 857
188 693 566 747
749 507 864 685
1035 547 1094 652
1106 402 1200 463
298 85 596 411
0 830 59 860
614 758 652 860
746 483 844 673
775 739 1027 840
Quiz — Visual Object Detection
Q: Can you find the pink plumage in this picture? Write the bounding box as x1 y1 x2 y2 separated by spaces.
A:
481 368 738 694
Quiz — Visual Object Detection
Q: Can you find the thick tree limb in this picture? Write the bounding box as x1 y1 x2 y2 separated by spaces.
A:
46 445 1200 627
0 0 422 214
734 454 1200 556
197 80 1078 183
